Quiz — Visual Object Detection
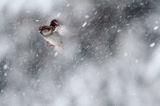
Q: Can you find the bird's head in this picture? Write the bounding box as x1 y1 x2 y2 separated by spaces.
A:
50 19 59 28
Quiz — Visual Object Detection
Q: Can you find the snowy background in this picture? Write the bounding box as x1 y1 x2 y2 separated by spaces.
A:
0 0 160 106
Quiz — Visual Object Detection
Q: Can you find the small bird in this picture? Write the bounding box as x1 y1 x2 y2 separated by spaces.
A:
39 19 63 53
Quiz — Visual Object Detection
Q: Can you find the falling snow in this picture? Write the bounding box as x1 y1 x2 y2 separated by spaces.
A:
82 22 87 27
35 20 40 22
0 0 160 106
3 64 8 70
150 42 156 48
153 26 159 30
85 15 89 19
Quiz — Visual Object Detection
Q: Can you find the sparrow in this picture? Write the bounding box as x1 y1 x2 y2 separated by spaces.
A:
39 19 63 53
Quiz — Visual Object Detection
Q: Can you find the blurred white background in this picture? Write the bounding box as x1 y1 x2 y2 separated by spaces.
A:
0 0 160 106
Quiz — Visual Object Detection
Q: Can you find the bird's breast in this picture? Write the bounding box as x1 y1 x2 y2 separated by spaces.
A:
43 33 63 46
41 29 52 36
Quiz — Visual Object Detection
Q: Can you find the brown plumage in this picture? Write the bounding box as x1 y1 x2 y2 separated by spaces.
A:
39 19 63 53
